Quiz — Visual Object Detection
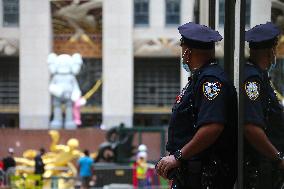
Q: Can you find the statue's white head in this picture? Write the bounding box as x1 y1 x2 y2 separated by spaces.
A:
47 53 83 75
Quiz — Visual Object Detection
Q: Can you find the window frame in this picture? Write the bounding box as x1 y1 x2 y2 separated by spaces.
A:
134 0 150 27
165 0 181 26
219 0 251 28
2 0 19 27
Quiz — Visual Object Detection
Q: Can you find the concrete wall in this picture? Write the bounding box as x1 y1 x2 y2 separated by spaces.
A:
102 0 134 129
133 0 194 40
19 0 51 129
0 128 163 162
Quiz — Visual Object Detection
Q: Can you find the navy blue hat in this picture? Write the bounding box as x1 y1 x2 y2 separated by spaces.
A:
246 22 280 49
178 22 222 49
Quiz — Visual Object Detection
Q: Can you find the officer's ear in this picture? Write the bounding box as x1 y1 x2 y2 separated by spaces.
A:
186 48 192 60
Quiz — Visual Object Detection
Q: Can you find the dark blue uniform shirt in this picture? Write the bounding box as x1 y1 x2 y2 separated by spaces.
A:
244 62 284 151
166 63 237 162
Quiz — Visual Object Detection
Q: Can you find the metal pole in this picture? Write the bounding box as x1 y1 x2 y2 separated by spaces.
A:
224 0 236 80
238 0 246 188
209 0 216 29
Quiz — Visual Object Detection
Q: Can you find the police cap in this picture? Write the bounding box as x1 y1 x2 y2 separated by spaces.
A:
245 22 280 49
178 22 222 49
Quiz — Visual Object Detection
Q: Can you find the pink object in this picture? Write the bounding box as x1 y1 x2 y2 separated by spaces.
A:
73 97 86 126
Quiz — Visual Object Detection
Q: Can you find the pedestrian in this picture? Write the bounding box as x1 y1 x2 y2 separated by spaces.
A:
0 160 4 187
34 148 45 187
243 22 284 189
34 148 45 175
0 160 4 170
77 149 94 189
2 148 16 186
155 22 237 189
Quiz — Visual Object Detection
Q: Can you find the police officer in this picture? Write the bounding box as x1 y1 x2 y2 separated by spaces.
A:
156 22 237 189
244 22 284 189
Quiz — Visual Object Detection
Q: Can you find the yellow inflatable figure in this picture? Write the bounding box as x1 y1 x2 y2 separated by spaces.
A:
44 138 82 178
15 130 84 189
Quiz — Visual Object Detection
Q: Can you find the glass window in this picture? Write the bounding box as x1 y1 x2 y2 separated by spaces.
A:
165 0 180 25
219 0 251 27
219 0 225 27
0 58 19 106
2 0 19 27
134 58 180 106
77 59 102 107
134 0 149 26
245 0 251 27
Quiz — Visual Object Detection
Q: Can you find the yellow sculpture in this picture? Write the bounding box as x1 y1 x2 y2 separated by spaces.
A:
15 130 84 189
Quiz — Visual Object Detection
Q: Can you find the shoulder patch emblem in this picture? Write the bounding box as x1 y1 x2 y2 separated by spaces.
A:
245 81 260 100
203 81 222 100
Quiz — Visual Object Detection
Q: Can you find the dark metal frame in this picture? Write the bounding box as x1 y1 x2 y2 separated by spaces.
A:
224 0 236 80
238 0 246 188
208 0 246 187
209 0 216 29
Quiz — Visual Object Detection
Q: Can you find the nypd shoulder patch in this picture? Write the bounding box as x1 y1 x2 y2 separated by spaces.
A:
202 81 222 100
245 81 260 100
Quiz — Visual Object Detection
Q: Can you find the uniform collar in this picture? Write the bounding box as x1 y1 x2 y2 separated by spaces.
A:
246 59 269 80
193 60 217 74
190 61 218 81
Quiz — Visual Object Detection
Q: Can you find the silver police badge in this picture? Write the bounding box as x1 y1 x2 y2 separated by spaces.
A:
203 81 222 100
245 81 260 100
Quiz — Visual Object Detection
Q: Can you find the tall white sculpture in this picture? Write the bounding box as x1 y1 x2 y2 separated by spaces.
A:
48 53 83 129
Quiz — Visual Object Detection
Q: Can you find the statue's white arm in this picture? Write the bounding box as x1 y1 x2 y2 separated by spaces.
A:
71 53 83 101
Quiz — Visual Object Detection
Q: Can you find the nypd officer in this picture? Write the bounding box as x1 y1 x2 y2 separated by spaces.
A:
156 22 237 189
244 22 284 189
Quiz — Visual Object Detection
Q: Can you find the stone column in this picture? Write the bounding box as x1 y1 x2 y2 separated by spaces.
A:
180 0 195 89
199 0 209 26
250 0 271 27
20 0 51 129
102 0 134 129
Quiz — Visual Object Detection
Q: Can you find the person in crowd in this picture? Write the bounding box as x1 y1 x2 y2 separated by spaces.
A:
77 149 94 189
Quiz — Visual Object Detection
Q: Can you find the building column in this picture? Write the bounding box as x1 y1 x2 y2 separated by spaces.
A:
102 0 134 129
180 0 195 89
20 0 51 129
199 0 209 26
250 0 271 27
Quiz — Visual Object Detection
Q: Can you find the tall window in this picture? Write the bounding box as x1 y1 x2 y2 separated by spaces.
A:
134 58 180 107
165 0 180 25
219 0 225 26
219 0 251 27
2 0 19 27
245 0 251 27
134 0 149 26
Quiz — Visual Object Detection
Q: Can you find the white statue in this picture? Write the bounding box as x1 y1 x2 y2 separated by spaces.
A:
48 53 83 129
